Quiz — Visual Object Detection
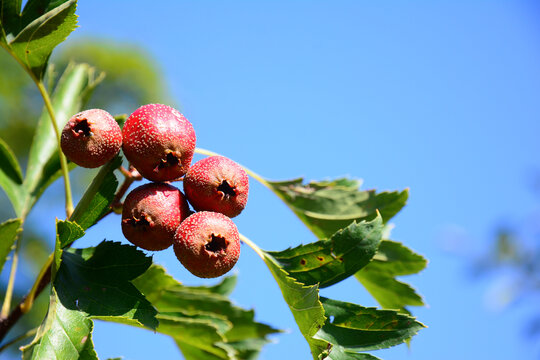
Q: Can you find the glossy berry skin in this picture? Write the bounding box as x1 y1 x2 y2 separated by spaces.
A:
122 183 191 251
183 156 249 218
60 109 122 168
174 211 241 278
122 104 196 182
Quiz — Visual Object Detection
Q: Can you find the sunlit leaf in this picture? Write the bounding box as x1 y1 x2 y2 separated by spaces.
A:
268 216 383 288
56 219 84 248
0 217 22 274
260 252 328 359
268 178 408 239
21 288 98 360
9 0 78 79
54 241 158 329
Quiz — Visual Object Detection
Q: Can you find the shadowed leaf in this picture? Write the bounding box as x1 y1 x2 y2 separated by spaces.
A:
55 241 157 329
0 217 22 274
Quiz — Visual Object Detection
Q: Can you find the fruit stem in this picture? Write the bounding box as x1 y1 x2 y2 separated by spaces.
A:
195 148 272 191
0 235 21 318
36 81 74 218
239 233 265 260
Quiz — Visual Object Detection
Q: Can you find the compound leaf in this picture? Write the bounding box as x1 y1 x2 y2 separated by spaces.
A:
268 216 383 288
268 178 408 239
132 265 280 360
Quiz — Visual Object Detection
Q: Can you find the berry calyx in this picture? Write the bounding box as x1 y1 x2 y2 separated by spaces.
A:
183 156 249 218
122 104 196 182
60 109 122 168
122 182 191 251
174 211 241 278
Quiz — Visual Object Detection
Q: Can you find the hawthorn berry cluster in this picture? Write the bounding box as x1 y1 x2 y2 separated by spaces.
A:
60 104 249 278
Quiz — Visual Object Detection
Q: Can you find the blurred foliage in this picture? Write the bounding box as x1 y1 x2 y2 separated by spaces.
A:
473 209 540 339
0 37 170 356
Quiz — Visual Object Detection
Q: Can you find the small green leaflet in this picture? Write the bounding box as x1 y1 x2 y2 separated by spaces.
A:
132 265 281 360
56 219 84 248
69 155 121 231
0 218 22 274
314 298 425 358
5 0 78 80
54 241 158 329
355 240 427 313
268 216 383 288
268 178 408 239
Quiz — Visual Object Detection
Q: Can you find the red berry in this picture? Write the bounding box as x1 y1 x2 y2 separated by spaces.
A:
122 183 191 251
60 109 122 168
183 156 249 218
174 211 241 278
122 104 196 182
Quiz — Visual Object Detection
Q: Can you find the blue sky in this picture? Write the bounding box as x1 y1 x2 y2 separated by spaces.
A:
7 1 540 359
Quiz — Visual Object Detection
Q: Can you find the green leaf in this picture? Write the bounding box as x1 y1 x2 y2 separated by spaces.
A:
22 63 103 217
0 218 22 274
69 155 121 231
260 252 328 359
0 136 23 184
314 298 425 358
54 241 158 329
268 216 383 288
0 137 24 212
21 288 98 360
268 178 408 239
56 219 84 248
8 0 78 79
0 0 22 39
132 265 280 360
355 241 427 313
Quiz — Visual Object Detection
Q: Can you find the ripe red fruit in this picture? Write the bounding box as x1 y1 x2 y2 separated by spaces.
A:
174 211 241 278
122 183 191 251
122 104 196 182
183 156 249 218
60 109 122 168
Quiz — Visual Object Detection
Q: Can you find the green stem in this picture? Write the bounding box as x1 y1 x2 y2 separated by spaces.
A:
0 327 38 353
0 235 21 317
2 46 74 217
239 233 265 260
195 148 272 190
36 82 73 218
20 253 54 314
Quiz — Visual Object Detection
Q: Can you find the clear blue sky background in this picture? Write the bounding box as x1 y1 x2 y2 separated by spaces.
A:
8 1 540 359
